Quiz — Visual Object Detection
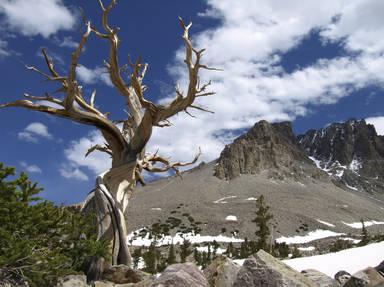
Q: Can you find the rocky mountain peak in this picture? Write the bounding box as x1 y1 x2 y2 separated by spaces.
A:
299 118 384 193
214 120 315 180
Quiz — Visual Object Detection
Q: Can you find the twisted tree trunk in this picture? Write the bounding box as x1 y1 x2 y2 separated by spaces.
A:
82 163 136 279
0 0 215 279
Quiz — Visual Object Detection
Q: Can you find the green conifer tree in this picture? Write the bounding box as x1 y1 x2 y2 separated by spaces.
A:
252 195 273 251
359 219 370 246
167 243 177 265
180 239 192 263
0 163 107 286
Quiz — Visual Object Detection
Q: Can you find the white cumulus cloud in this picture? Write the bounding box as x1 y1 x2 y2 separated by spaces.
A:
366 117 384 135
18 122 53 143
0 0 76 38
59 164 89 181
62 0 384 174
77 65 113 87
20 161 42 173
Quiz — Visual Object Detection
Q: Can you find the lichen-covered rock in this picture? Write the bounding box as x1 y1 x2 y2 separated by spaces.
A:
56 275 89 287
203 255 241 287
334 271 351 285
151 262 208 287
233 250 317 287
343 267 384 287
102 265 152 284
301 269 339 287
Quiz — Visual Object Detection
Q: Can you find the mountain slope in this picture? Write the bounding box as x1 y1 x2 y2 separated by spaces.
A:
214 121 322 180
127 120 384 241
298 119 384 194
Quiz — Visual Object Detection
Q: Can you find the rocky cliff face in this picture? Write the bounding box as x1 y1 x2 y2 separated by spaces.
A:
298 119 384 193
214 118 384 194
214 120 320 180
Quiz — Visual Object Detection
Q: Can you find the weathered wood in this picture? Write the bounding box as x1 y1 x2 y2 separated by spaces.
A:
0 0 215 276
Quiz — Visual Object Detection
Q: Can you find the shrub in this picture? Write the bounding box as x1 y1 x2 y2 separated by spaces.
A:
0 163 108 286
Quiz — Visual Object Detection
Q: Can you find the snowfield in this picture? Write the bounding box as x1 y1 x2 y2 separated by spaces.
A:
276 229 344 244
284 242 384 277
127 229 244 247
225 215 238 221
342 220 384 229
316 219 335 227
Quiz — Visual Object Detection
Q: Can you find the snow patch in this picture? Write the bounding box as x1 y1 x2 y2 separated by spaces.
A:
196 246 226 254
245 197 257 201
213 195 237 204
341 220 384 229
298 246 315 251
345 183 358 191
276 230 344 244
225 215 238 222
316 219 335 227
151 207 162 211
340 237 361 244
349 157 362 174
127 229 244 247
284 242 384 277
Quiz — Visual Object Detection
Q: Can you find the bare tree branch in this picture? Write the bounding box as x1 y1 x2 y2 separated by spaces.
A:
86 144 113 157
137 147 202 177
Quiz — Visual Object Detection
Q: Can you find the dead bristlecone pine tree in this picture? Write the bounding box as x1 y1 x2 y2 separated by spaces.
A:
0 0 217 280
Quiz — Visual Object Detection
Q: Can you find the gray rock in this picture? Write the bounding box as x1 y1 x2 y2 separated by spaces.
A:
102 265 152 284
301 269 339 287
56 275 89 287
203 255 241 287
214 120 319 180
93 279 153 287
375 261 384 277
233 250 317 287
334 271 351 285
343 267 384 287
151 262 208 287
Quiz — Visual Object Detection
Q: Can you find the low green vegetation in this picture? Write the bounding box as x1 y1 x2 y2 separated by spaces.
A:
130 194 300 273
0 163 108 286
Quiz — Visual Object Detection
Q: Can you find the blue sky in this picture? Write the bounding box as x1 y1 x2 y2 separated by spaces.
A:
1 0 384 204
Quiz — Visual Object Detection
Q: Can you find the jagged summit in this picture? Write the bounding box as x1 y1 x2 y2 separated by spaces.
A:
214 120 319 180
299 118 384 193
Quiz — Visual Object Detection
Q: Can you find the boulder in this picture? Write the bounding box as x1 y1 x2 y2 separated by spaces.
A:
343 267 384 287
375 261 384 276
56 275 89 287
203 256 241 287
301 269 339 287
334 271 351 285
151 262 208 287
93 279 153 287
102 265 152 284
233 250 317 287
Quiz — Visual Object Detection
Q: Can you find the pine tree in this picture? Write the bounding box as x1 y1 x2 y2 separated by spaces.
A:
252 195 273 251
132 247 142 269
291 246 301 258
359 219 370 246
167 243 177 265
239 237 251 258
193 247 202 266
180 239 192 263
0 163 107 286
143 243 158 274
225 242 235 258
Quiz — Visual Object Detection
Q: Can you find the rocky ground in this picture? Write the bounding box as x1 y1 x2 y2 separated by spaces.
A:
127 120 384 246
55 249 384 286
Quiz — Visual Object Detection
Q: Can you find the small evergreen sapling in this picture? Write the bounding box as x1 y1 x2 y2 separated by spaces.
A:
252 195 273 251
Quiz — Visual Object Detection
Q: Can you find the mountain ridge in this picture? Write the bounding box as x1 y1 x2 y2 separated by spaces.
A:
127 119 384 241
